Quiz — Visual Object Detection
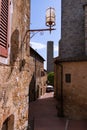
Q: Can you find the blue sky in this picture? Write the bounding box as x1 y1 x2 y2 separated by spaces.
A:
30 0 61 69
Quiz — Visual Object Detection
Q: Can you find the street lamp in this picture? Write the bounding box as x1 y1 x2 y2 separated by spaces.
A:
30 7 56 32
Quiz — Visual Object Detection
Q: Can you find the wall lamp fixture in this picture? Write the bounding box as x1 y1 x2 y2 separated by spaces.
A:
24 7 56 39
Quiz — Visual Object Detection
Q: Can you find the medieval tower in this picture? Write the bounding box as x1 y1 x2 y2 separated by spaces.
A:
47 41 54 73
54 0 87 119
60 0 85 58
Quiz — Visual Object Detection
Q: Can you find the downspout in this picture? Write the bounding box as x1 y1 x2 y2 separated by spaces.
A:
35 53 37 100
58 63 64 117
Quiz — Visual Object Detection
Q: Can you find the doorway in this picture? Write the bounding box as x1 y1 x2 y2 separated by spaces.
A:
2 115 14 130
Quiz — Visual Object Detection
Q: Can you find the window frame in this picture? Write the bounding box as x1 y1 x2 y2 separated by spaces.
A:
65 73 71 83
0 0 11 58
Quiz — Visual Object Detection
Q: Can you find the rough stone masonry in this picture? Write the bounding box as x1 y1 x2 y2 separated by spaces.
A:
0 0 31 129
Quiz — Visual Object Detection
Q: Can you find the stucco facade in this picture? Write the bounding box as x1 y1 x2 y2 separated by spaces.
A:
0 0 30 129
55 59 87 119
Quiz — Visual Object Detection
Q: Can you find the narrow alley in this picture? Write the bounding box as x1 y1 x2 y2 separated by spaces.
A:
29 92 87 130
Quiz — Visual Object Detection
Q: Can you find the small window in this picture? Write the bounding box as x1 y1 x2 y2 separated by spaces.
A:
41 71 45 76
65 74 71 83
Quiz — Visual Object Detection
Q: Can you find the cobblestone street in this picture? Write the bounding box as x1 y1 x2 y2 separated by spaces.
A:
29 92 87 130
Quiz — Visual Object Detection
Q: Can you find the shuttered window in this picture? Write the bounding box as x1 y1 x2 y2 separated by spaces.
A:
0 0 9 57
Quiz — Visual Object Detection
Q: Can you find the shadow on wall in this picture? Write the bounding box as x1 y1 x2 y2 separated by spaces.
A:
10 29 19 65
8 29 19 78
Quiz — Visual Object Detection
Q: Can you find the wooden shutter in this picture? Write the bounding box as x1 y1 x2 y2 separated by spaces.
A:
0 0 9 57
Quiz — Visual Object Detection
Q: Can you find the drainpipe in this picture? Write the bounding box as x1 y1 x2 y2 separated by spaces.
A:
58 63 64 117
35 51 37 100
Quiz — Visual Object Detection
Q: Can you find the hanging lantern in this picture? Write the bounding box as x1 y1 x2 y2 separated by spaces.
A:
46 7 56 32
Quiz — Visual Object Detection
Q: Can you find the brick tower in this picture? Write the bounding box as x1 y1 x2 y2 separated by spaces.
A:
47 41 54 73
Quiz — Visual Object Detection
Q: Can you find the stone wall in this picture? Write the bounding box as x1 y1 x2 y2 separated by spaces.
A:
60 0 85 58
63 61 87 119
0 0 30 129
29 48 47 102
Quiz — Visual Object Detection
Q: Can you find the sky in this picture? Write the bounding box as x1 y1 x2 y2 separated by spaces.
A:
30 0 61 69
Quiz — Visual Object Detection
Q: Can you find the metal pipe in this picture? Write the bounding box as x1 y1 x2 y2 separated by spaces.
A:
58 63 64 117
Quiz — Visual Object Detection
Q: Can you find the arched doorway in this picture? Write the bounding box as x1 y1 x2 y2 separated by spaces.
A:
2 115 14 130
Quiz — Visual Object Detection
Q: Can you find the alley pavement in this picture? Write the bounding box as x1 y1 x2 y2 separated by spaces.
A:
29 92 87 130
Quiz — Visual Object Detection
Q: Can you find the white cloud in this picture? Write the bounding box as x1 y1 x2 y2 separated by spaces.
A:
30 41 46 50
30 41 58 51
54 45 58 52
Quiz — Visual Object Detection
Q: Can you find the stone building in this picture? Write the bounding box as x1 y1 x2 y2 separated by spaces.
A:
29 47 47 102
47 41 54 73
0 0 31 129
54 0 87 119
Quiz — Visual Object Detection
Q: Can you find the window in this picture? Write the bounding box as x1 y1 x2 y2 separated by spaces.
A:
65 73 71 83
0 0 10 57
41 71 45 77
